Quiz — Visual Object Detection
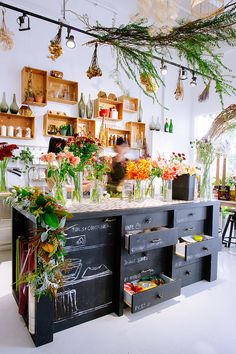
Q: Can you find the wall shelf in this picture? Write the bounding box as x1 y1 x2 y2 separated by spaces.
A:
21 66 48 106
0 113 35 139
77 118 96 137
126 121 145 149
118 96 138 113
43 113 78 137
94 98 123 120
47 76 78 105
105 127 131 147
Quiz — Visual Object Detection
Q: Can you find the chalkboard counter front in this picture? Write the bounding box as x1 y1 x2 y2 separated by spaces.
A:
11 199 220 346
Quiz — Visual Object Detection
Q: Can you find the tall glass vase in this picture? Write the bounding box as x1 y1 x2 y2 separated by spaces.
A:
90 179 103 203
162 179 172 202
134 180 145 201
0 158 8 192
52 183 67 206
72 172 83 203
145 178 155 199
200 164 212 200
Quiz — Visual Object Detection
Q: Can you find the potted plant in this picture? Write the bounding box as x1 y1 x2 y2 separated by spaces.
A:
59 125 68 136
34 90 44 103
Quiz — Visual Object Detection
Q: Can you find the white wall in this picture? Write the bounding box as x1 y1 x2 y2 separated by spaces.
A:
0 0 195 163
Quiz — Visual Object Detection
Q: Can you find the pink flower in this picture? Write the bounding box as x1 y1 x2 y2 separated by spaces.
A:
65 152 74 159
57 152 67 161
40 152 56 163
70 156 80 166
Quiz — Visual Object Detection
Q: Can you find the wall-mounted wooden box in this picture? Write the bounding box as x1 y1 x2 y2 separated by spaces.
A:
21 66 48 106
105 127 130 147
43 113 78 138
77 118 96 138
47 77 78 105
126 121 145 149
0 113 35 140
118 96 138 113
94 98 123 120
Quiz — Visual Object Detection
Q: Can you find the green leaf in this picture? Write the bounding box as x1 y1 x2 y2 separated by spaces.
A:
47 169 54 178
40 231 48 242
36 195 46 206
59 216 67 228
43 213 59 229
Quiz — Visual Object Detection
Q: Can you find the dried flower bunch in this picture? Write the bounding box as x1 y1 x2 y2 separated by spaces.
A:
0 10 14 51
48 25 63 61
175 69 184 100
86 43 102 79
140 72 158 93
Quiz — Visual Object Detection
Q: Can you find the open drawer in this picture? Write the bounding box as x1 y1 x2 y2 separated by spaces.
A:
125 227 178 254
124 274 181 313
175 235 222 262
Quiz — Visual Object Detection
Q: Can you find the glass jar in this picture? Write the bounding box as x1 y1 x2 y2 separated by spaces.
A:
134 180 145 201
90 180 103 203
122 180 134 201
162 179 172 202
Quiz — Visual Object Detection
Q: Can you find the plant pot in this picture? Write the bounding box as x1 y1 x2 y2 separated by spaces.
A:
27 97 35 102
35 95 44 103
60 128 68 136
172 174 196 201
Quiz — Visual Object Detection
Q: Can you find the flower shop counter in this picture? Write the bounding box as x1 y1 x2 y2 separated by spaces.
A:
12 199 221 347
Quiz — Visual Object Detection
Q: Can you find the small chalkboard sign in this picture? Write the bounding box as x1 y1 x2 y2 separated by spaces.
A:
218 185 230 200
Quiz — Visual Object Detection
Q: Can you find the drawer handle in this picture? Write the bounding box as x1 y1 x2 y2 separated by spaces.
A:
184 227 194 231
151 238 161 243
144 217 152 224
104 218 116 223
202 247 208 251
156 294 163 299
188 213 194 216
185 270 192 276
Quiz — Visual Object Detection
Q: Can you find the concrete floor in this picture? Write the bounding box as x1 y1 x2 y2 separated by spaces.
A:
0 248 236 354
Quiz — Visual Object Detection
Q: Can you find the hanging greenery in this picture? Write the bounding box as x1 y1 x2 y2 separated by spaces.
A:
82 1 236 106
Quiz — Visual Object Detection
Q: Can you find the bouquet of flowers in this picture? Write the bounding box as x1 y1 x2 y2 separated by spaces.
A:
126 159 151 180
0 142 18 192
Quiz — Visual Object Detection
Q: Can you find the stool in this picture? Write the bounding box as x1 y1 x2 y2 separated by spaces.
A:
222 210 236 247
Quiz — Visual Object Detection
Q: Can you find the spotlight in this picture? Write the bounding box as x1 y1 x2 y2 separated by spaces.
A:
160 58 168 76
17 13 30 31
190 71 197 86
180 67 187 80
66 28 76 49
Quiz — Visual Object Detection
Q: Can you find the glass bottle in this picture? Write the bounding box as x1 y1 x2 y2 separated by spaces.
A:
0 92 9 113
149 116 155 130
86 94 93 119
10 94 19 114
164 118 169 132
169 119 173 133
138 100 143 122
155 117 161 131
78 93 86 118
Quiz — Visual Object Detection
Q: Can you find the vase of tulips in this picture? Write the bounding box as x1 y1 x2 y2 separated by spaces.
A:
0 143 18 192
126 159 151 201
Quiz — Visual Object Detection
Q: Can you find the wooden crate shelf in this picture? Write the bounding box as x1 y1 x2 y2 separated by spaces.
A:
47 77 78 105
105 127 130 147
22 66 48 106
77 118 96 138
118 96 138 113
43 113 78 138
126 121 145 149
0 113 35 139
94 98 123 120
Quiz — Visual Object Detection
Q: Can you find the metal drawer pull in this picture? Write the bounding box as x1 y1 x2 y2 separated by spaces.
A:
188 213 194 216
144 217 152 224
151 238 161 243
104 218 117 223
156 294 163 299
185 227 194 231
202 247 208 251
185 270 192 276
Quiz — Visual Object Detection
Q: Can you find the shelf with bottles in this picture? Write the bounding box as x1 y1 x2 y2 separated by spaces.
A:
21 66 48 106
77 118 96 137
125 121 145 149
105 127 130 147
94 98 123 120
43 113 78 138
0 113 35 139
118 96 138 113
47 76 78 105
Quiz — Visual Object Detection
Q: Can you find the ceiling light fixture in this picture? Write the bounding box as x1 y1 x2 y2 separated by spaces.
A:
180 67 187 80
66 28 76 49
17 13 30 31
160 58 168 75
190 71 197 86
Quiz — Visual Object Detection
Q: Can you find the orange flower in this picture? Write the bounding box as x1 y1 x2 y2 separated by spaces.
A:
126 159 151 180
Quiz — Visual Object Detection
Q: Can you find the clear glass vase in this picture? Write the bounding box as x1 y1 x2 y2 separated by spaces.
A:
162 179 172 202
200 164 212 200
145 178 155 199
122 180 134 201
72 172 83 203
52 183 67 206
0 158 8 192
90 180 103 203
134 180 145 201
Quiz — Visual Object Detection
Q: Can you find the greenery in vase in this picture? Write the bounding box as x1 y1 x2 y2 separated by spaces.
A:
12 147 34 173
0 142 18 192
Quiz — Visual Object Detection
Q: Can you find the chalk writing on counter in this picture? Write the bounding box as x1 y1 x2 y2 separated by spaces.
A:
125 222 142 231
124 255 148 266
70 223 111 234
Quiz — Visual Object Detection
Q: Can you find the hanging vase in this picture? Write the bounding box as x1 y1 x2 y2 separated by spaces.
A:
0 158 8 192
145 178 155 199
72 171 83 203
52 182 67 206
10 94 19 114
86 94 93 119
90 179 103 203
0 92 9 113
162 179 172 202
134 180 145 201
137 100 143 122
200 164 212 200
78 93 86 118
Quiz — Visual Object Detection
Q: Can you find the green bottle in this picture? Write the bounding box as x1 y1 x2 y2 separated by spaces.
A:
164 118 169 132
169 119 173 133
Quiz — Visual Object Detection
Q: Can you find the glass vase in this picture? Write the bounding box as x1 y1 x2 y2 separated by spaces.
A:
10 93 19 114
86 94 93 119
162 179 172 202
72 172 83 203
145 178 155 199
78 92 85 118
90 179 103 203
52 183 67 206
200 164 212 200
122 180 134 201
0 92 8 113
0 158 8 192
134 180 145 201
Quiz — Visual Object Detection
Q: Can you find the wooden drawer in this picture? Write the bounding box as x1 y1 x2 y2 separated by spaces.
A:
124 274 181 313
177 220 205 237
124 211 169 232
175 207 207 224
125 227 178 254
173 261 203 287
175 236 222 262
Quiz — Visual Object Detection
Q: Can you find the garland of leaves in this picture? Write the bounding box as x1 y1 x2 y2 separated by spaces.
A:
7 186 71 298
82 1 236 106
